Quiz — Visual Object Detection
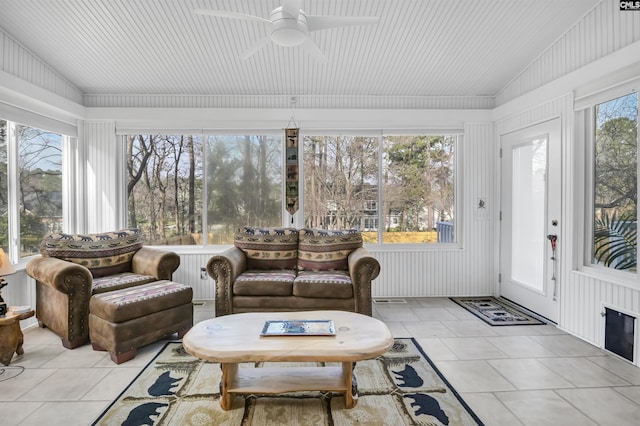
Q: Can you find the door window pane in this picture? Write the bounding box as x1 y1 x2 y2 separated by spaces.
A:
511 138 546 290
593 93 638 271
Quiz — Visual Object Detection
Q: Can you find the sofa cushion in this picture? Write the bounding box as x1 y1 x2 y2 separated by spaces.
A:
297 229 363 271
40 228 143 278
233 270 296 296
293 271 354 299
234 227 298 270
92 272 156 294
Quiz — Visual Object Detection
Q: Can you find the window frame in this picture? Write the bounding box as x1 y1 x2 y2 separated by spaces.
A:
300 130 463 249
578 82 640 289
122 128 463 250
1 118 71 264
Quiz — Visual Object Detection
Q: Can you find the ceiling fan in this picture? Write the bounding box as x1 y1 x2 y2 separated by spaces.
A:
195 0 379 62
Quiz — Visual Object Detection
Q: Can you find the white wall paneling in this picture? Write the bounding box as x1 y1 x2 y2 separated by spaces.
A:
83 121 120 232
497 0 640 105
0 29 83 104
173 254 216 300
83 94 496 110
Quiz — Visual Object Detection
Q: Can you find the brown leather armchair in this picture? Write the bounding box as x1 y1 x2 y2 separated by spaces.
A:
26 229 180 349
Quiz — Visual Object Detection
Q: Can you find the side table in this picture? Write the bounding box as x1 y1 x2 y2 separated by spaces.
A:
0 310 35 365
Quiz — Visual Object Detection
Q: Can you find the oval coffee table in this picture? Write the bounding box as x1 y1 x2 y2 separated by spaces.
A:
182 310 393 410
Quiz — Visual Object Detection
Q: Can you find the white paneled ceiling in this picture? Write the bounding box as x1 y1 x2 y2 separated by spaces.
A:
0 0 600 98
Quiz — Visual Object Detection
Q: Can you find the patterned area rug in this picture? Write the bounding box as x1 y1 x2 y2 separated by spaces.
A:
451 297 545 326
93 338 483 425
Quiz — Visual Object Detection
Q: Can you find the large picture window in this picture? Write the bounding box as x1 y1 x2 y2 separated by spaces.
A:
592 92 639 271
126 133 282 245
303 133 457 244
126 131 457 247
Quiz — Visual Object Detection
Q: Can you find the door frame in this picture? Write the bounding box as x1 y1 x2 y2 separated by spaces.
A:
499 118 561 323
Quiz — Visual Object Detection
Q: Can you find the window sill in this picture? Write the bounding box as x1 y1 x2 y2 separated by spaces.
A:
573 266 639 291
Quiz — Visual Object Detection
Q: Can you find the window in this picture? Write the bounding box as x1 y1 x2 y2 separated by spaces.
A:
126 134 204 245
205 134 282 243
383 135 456 243
0 120 7 252
126 133 282 245
1 119 63 257
591 92 639 271
303 133 458 244
303 135 379 243
126 131 457 246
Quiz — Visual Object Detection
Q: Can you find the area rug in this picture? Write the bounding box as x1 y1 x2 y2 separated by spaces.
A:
93 338 483 425
451 297 544 326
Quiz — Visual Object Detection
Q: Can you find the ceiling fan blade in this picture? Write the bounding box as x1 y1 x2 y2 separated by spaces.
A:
194 9 269 23
239 36 272 60
300 38 327 63
307 16 380 32
282 0 302 18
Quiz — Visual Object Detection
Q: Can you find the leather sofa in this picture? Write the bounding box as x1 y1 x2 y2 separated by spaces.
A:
26 228 181 349
207 227 380 317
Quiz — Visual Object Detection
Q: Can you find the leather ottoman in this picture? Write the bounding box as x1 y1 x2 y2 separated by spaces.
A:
89 280 193 364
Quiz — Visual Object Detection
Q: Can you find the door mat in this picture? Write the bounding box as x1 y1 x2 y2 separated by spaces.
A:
451 297 545 326
92 338 484 425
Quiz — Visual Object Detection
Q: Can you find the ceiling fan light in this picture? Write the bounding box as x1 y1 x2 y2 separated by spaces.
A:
269 7 308 46
271 26 305 46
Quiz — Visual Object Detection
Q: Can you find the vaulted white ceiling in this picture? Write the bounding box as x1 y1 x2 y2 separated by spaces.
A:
0 0 600 100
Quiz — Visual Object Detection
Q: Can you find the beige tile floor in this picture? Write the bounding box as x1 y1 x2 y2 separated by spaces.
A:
1 297 640 425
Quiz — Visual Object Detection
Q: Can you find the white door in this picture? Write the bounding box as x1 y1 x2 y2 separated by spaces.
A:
500 119 561 323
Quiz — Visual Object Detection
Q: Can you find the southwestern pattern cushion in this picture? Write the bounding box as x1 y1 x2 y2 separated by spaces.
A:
297 228 362 271
234 227 299 270
89 280 192 323
92 272 156 294
40 228 143 278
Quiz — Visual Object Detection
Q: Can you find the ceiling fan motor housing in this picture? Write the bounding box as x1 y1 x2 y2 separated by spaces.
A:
269 7 308 46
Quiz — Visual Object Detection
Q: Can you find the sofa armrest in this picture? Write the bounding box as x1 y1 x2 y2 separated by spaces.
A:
348 247 380 317
26 256 93 295
207 246 247 316
131 247 181 280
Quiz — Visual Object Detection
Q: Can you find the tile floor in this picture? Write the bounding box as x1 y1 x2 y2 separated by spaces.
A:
1 297 640 425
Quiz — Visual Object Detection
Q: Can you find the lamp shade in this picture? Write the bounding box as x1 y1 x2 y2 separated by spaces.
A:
0 249 15 276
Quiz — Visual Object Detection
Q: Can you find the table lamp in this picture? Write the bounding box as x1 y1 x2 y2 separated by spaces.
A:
0 248 16 317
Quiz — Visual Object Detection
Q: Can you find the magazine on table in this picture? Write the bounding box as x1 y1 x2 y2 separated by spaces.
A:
260 319 336 336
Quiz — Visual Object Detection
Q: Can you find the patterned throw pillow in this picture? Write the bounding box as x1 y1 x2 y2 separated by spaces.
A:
234 227 299 270
40 228 143 278
297 228 362 271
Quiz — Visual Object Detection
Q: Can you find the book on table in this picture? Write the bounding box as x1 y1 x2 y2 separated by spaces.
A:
260 319 336 336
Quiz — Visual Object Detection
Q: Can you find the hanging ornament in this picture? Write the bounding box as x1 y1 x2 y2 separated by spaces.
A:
285 127 299 218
